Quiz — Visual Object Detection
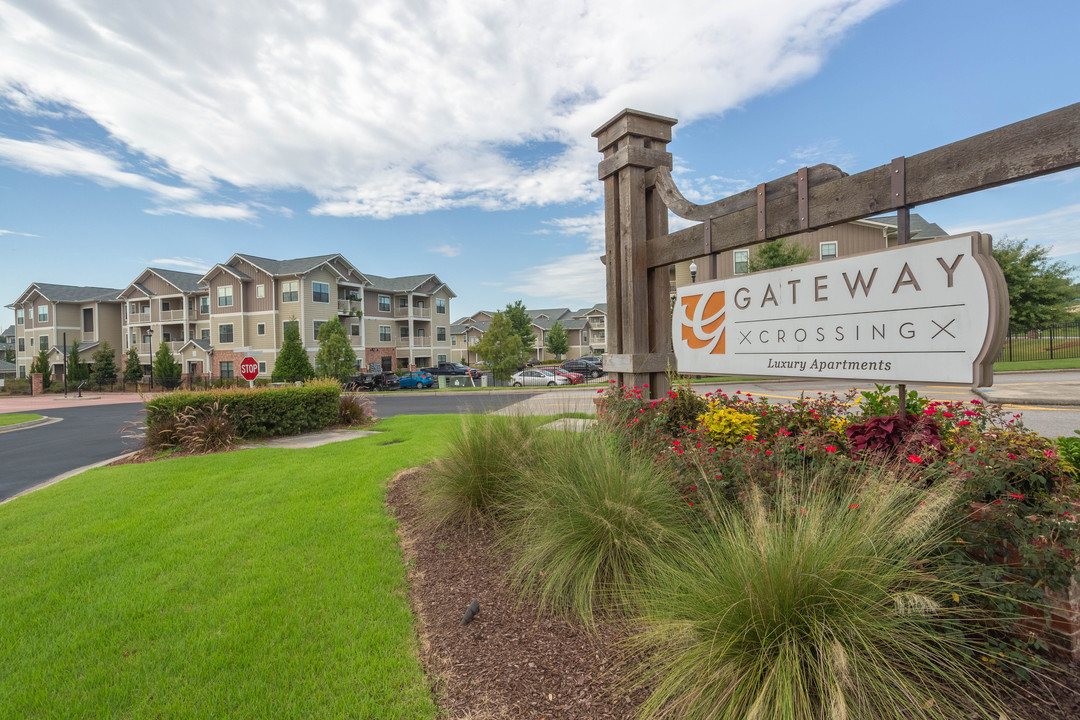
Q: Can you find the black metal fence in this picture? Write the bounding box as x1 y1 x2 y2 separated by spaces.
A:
996 321 1080 363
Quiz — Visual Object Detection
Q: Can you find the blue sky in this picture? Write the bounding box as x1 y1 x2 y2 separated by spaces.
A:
1 0 1078 328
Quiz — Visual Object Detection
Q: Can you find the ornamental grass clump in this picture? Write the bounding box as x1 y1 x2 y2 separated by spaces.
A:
422 413 537 531
625 469 1025 720
505 429 690 628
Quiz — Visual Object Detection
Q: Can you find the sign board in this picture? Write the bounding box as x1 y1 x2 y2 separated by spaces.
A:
239 356 259 382
672 233 1008 386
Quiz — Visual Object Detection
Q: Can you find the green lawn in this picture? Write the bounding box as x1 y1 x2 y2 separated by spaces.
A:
0 415 458 719
0 413 43 427
994 357 1080 372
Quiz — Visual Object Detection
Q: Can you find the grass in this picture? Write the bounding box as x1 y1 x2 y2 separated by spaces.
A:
0 412 43 427
995 357 1080 371
0 414 458 719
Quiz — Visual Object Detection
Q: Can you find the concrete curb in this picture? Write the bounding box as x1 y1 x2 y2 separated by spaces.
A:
0 450 136 505
0 416 62 434
972 387 1080 407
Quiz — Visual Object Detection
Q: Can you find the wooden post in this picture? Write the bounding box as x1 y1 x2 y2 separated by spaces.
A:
594 109 677 397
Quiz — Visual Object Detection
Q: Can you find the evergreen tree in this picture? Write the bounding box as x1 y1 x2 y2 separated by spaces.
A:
545 320 569 360
30 347 52 389
91 341 118 388
4 347 14 364
272 319 315 382
504 300 537 357
153 342 182 387
993 236 1078 331
123 346 144 385
314 315 357 382
747 238 812 273
474 310 527 381
66 338 90 385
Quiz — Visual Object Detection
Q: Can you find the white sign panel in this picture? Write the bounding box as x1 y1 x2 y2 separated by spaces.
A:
672 233 1008 385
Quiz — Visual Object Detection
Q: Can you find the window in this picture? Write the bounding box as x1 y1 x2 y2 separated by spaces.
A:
16 308 23 325
820 241 838 260
381 356 392 371
351 324 360 337
583 331 589 343
415 327 425 338
437 354 446 363
220 361 234 379
347 289 360 301
28 337 32 347
283 320 298 338
257 323 266 336
40 335 48 350
19 366 25 379
201 329 210 340
200 297 209 314
313 320 325 339
378 295 390 312
282 281 299 303
379 325 391 342
452 337 457 345
437 327 446 342
217 285 233 307
398 296 408 308
18 338 24 352
258 362 266 373
162 300 171 311
256 284 265 299
162 332 172 342
399 325 409 338
312 281 329 303
219 324 234 343
436 298 446 314
37 305 48 322
733 249 749 275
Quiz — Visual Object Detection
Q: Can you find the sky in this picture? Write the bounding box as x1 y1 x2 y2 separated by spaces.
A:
1 0 1078 328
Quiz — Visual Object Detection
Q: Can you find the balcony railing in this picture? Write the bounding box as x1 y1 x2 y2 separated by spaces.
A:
396 338 431 347
159 309 185 321
338 299 362 314
393 306 431 319
129 312 151 324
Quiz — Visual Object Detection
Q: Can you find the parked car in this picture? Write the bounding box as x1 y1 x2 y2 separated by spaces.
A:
537 366 584 384
421 361 484 381
510 368 571 387
579 355 604 366
561 358 604 379
398 371 435 389
343 371 400 392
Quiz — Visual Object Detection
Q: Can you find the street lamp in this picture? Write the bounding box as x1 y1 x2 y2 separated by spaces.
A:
147 328 154 390
689 260 698 283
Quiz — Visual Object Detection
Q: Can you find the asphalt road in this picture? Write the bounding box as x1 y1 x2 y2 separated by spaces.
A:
0 403 146 501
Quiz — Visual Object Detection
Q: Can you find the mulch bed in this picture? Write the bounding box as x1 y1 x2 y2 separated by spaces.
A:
388 467 1080 720
387 468 642 719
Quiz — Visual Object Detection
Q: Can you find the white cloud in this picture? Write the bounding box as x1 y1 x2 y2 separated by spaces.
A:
431 243 461 258
956 203 1080 257
0 0 895 219
145 203 257 221
147 256 211 272
0 228 39 237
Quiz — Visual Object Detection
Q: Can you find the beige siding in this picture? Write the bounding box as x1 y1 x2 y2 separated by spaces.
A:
300 268 338 346
243 311 278 351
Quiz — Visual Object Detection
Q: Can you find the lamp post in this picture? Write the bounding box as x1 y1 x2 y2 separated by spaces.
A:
147 328 154 390
689 260 698 283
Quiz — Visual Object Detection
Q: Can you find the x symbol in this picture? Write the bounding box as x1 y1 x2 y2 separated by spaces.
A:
739 330 752 345
932 319 956 339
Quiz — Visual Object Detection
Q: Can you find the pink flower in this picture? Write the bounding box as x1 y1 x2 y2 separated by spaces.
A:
970 399 982 405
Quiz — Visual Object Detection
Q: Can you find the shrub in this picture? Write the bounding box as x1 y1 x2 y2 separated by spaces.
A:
696 402 758 446
173 401 240 453
504 430 690 627
845 413 945 462
625 470 1024 720
2 379 31 395
339 393 373 426
857 382 930 418
422 414 537 531
145 379 340 446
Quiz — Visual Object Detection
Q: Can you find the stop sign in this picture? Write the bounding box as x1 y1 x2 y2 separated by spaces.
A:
240 356 259 381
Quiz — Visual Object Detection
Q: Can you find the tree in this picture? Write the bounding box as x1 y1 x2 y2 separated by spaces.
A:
993 236 1078 331
273 319 315 383
91 341 118 388
545 320 569 360
153 342 182 387
504 300 537 358
474 310 527 381
4 347 13 364
30 347 52 389
314 315 357 382
123 346 144 385
747 238 812 273
66 338 90 385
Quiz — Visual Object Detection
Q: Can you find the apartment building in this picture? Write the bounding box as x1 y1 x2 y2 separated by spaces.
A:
451 304 608 364
6 283 123 380
7 254 455 382
673 213 949 286
362 274 455 371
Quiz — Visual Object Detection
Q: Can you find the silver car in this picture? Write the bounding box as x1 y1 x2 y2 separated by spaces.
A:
510 368 571 387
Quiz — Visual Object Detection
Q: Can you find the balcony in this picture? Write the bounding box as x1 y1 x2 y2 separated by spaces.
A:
393 306 431 319
129 312 151 324
396 337 431 348
135 341 184 355
338 299 362 315
159 309 185 322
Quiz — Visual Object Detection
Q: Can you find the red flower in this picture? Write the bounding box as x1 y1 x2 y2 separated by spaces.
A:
908 455 923 464
1009 492 1025 500
848 503 860 509
825 445 837 453
958 420 971 426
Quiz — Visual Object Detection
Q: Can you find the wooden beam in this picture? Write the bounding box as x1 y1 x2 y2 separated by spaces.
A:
647 102 1080 269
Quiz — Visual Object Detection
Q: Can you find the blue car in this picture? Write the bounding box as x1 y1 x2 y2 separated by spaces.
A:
398 371 435 389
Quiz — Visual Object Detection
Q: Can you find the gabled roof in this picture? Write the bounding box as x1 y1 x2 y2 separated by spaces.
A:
364 273 455 297
197 263 252 285
148 268 206 293
1 325 13 338
178 338 214 354
860 213 949 240
8 282 123 306
0 359 15 373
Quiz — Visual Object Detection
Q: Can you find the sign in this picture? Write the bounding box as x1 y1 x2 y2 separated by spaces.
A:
672 233 1008 386
239 356 259 381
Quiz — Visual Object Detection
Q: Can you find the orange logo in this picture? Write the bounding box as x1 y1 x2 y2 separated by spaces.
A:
679 291 726 355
